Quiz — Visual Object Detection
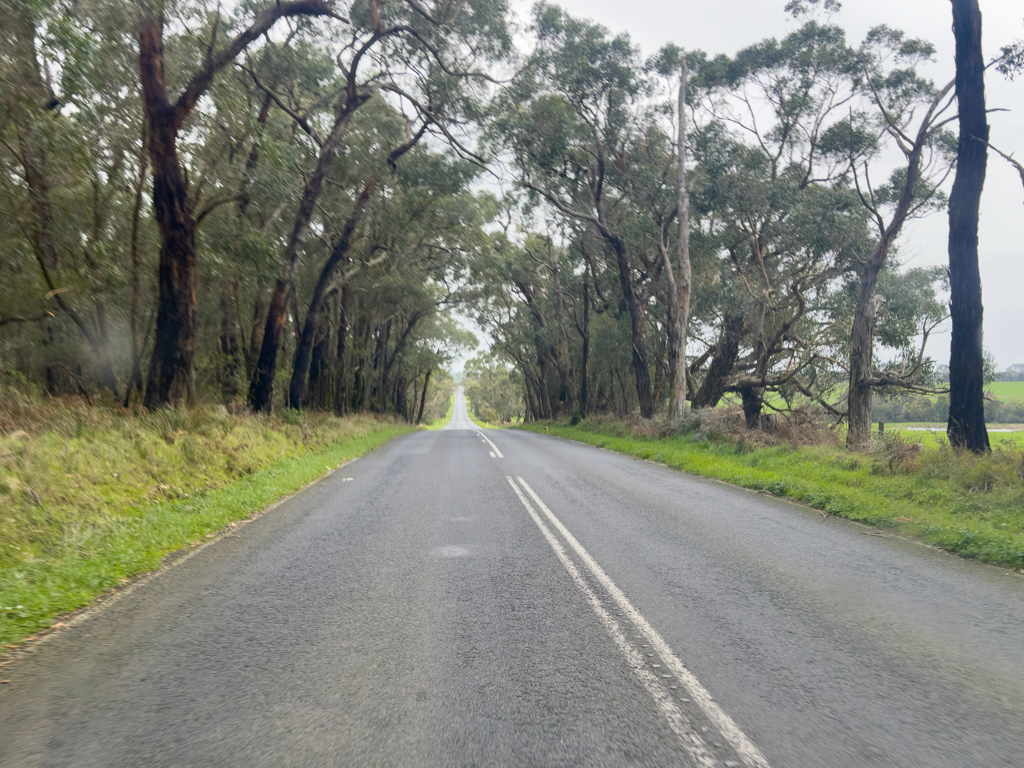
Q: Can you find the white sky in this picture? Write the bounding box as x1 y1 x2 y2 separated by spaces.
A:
494 0 1024 369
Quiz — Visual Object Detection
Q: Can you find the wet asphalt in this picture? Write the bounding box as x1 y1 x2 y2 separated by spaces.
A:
2 388 1023 767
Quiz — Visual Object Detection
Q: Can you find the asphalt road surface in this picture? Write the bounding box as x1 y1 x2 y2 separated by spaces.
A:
3 387 1023 767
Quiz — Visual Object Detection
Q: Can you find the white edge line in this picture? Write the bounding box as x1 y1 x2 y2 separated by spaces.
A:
505 476 718 768
516 476 772 768
476 430 504 458
2 457 363 665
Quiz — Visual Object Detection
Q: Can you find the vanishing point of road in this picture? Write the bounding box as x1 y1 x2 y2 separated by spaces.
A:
2 387 1023 767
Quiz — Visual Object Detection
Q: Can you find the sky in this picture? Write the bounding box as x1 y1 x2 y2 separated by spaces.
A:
521 0 1024 370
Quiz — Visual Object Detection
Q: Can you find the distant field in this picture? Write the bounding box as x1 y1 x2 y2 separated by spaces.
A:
989 382 1024 402
887 424 1024 450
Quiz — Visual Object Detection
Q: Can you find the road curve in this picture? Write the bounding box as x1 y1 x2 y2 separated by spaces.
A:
2 391 1023 767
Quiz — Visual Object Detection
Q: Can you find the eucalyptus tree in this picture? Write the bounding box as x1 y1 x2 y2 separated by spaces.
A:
837 26 956 447
492 4 682 417
687 10 872 427
946 0 990 452
0 0 144 399
244 0 511 412
134 0 346 408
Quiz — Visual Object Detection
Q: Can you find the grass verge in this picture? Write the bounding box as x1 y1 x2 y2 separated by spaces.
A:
424 394 455 430
1 408 411 647
521 421 1024 572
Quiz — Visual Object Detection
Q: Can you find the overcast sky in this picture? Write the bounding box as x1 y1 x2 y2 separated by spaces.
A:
457 0 1023 371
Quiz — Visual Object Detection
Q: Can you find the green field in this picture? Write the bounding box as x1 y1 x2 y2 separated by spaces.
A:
988 382 1024 402
885 425 1024 450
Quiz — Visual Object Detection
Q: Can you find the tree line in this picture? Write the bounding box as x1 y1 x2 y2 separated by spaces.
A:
468 0 1021 452
0 0 1019 450
1 0 505 423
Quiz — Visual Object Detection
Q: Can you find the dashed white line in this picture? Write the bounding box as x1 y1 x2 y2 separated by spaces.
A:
489 451 496 458
476 430 503 458
512 475 772 768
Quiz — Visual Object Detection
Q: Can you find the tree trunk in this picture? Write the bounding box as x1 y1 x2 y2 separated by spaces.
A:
249 282 289 412
416 369 432 424
308 314 332 410
139 17 196 408
740 383 766 430
947 0 991 452
692 314 743 408
334 284 351 415
668 55 691 419
288 176 377 407
607 237 654 417
846 78 953 447
580 275 590 415
847 294 885 446
247 81 364 413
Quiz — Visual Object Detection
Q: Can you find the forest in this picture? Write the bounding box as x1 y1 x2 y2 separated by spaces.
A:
1 0 1021 452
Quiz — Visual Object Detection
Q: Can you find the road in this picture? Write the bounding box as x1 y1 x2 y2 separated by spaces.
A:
3 387 1024 767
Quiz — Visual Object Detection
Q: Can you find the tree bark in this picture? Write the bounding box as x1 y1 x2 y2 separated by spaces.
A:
947 0 991 452
609 236 654 417
667 55 692 419
334 284 352 415
691 314 743 408
287 175 378 407
847 79 954 448
138 0 334 409
415 369 432 424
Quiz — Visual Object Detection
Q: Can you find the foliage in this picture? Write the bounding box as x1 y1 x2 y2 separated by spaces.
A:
463 353 523 423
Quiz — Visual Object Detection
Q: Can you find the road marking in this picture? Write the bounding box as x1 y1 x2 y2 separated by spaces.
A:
505 476 719 767
513 476 772 768
4 458 362 664
476 430 503 458
489 451 496 458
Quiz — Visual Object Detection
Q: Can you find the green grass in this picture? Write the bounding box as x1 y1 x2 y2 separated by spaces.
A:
423 394 455 430
521 421 1024 571
988 382 1024 402
0 411 411 646
884 424 1024 450
467 410 512 429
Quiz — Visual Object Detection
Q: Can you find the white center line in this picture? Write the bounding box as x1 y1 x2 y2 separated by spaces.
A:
505 476 719 768
513 476 772 768
476 430 503 458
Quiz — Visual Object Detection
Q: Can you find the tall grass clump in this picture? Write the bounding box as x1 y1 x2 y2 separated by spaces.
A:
0 386 412 645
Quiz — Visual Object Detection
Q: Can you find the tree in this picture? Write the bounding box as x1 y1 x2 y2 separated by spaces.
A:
841 26 956 447
137 0 339 408
946 0 990 452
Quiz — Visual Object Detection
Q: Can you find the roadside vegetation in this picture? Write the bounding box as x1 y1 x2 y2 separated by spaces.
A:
522 410 1024 571
0 388 414 647
424 388 457 430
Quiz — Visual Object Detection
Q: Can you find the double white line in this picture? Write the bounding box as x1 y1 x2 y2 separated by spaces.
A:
506 475 771 768
476 430 503 458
